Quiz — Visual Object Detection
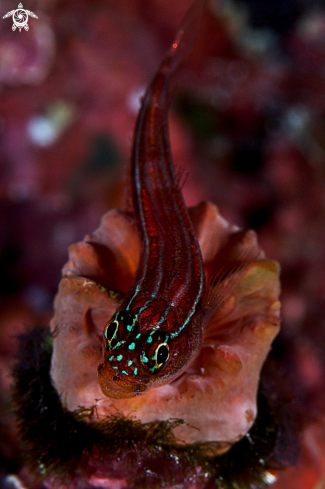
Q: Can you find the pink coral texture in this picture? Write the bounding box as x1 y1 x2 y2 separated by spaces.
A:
50 199 280 448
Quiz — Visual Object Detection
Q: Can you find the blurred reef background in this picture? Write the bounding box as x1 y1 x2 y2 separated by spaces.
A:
1 0 325 487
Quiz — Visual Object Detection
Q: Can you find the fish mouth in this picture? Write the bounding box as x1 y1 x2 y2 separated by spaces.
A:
97 363 147 399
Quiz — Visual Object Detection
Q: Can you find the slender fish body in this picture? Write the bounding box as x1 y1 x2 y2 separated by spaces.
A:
98 0 205 399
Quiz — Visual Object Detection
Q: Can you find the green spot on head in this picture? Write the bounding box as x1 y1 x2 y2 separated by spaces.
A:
127 325 133 332
141 354 149 364
117 355 123 361
147 336 153 344
109 356 114 361
112 366 118 370
136 333 141 339
128 342 135 350
128 360 133 366
122 370 129 376
134 368 138 375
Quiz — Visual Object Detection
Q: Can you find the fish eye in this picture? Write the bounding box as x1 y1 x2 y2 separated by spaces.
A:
104 311 136 350
155 343 169 368
140 331 170 372
105 319 118 346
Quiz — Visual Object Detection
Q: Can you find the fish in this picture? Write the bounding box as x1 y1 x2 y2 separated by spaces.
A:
97 0 206 399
